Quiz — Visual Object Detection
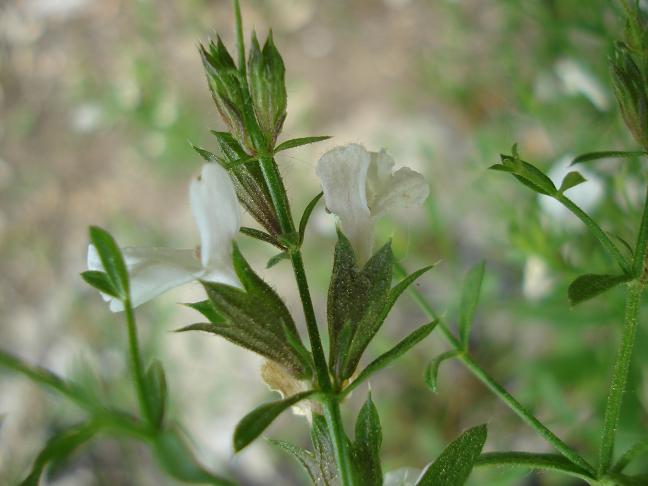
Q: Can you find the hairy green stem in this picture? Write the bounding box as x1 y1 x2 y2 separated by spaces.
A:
395 263 595 475
598 281 643 475
124 298 153 426
322 397 357 486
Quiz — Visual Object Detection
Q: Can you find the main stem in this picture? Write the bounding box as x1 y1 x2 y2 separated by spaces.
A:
124 298 153 425
396 263 595 475
597 280 643 476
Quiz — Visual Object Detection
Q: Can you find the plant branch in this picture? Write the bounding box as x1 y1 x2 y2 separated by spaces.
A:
598 280 644 475
475 452 594 482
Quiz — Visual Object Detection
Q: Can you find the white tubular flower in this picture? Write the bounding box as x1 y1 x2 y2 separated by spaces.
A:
88 163 241 312
316 143 429 263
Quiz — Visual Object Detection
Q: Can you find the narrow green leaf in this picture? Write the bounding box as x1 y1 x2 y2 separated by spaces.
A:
491 155 557 196
567 273 632 305
268 439 321 485
416 424 487 486
234 390 317 451
240 227 284 249
613 438 648 473
458 261 485 348
88 226 129 299
20 422 99 486
80 270 119 298
344 321 438 396
571 150 646 165
424 350 459 393
145 360 167 428
559 171 587 193
353 394 383 486
183 300 224 323
267 250 290 268
299 192 324 244
475 452 593 482
191 143 220 163
275 136 331 153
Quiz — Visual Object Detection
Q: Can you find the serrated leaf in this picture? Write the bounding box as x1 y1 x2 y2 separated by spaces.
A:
571 150 646 165
416 424 487 486
567 273 632 305
345 320 438 396
145 359 167 428
459 261 485 348
234 390 317 451
353 394 383 486
20 422 99 486
275 136 331 153
154 427 233 485
183 300 224 323
267 250 290 268
88 226 129 299
559 171 586 193
81 270 119 298
424 350 459 393
299 192 324 244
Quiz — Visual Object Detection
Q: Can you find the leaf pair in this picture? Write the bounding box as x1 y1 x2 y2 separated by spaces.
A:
81 226 130 303
180 244 311 379
327 232 433 384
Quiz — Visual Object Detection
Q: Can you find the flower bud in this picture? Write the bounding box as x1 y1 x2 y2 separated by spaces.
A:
247 31 287 149
610 43 648 150
200 37 251 150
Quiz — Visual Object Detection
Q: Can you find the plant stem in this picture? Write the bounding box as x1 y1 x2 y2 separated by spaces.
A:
322 396 357 486
124 297 153 426
598 280 643 475
395 263 595 475
555 193 630 273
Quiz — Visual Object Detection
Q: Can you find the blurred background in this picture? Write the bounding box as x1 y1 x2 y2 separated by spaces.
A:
1 0 647 484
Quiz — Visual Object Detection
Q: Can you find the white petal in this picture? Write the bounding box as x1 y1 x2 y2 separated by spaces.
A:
370 166 429 218
383 467 422 486
366 149 395 207
316 144 374 263
88 245 202 312
190 163 241 272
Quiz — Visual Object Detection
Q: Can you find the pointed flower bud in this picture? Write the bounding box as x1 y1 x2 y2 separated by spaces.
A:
247 31 287 149
610 43 648 150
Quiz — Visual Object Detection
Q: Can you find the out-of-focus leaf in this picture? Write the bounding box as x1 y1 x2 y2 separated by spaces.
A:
416 424 487 486
458 261 485 348
267 250 289 268
275 136 331 153
81 270 119 298
559 171 587 193
234 390 316 451
89 226 129 299
424 350 460 393
490 149 557 196
352 394 383 486
145 360 167 428
298 192 324 244
567 273 632 305
571 150 646 165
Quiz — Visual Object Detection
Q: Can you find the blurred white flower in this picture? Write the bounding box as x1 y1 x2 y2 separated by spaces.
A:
88 163 240 312
555 58 609 111
316 143 429 263
522 255 554 301
383 467 421 486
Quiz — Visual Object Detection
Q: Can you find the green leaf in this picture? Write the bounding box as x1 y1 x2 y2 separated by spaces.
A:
458 261 485 348
474 452 593 481
183 300 224 323
154 427 233 485
267 250 290 268
20 422 99 486
80 270 119 298
490 153 557 196
299 192 324 244
269 439 323 485
234 390 317 451
567 273 632 305
571 150 646 165
145 359 167 428
416 424 487 486
275 136 331 153
352 394 383 486
424 350 459 393
559 171 587 193
310 415 339 485
240 226 284 249
612 439 648 473
89 226 129 299
344 320 438 396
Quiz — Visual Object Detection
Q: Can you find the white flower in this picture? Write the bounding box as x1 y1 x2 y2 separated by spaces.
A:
316 144 429 263
88 163 241 312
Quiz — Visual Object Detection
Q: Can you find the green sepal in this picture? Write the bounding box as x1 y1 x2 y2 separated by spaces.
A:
458 261 485 349
81 270 120 299
88 226 129 300
145 359 168 428
183 300 224 323
234 390 316 451
571 150 646 165
352 394 383 486
275 136 331 153
567 273 633 305
298 192 324 245
559 171 586 193
424 350 460 393
20 421 99 486
490 147 557 196
416 424 487 486
240 226 284 249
